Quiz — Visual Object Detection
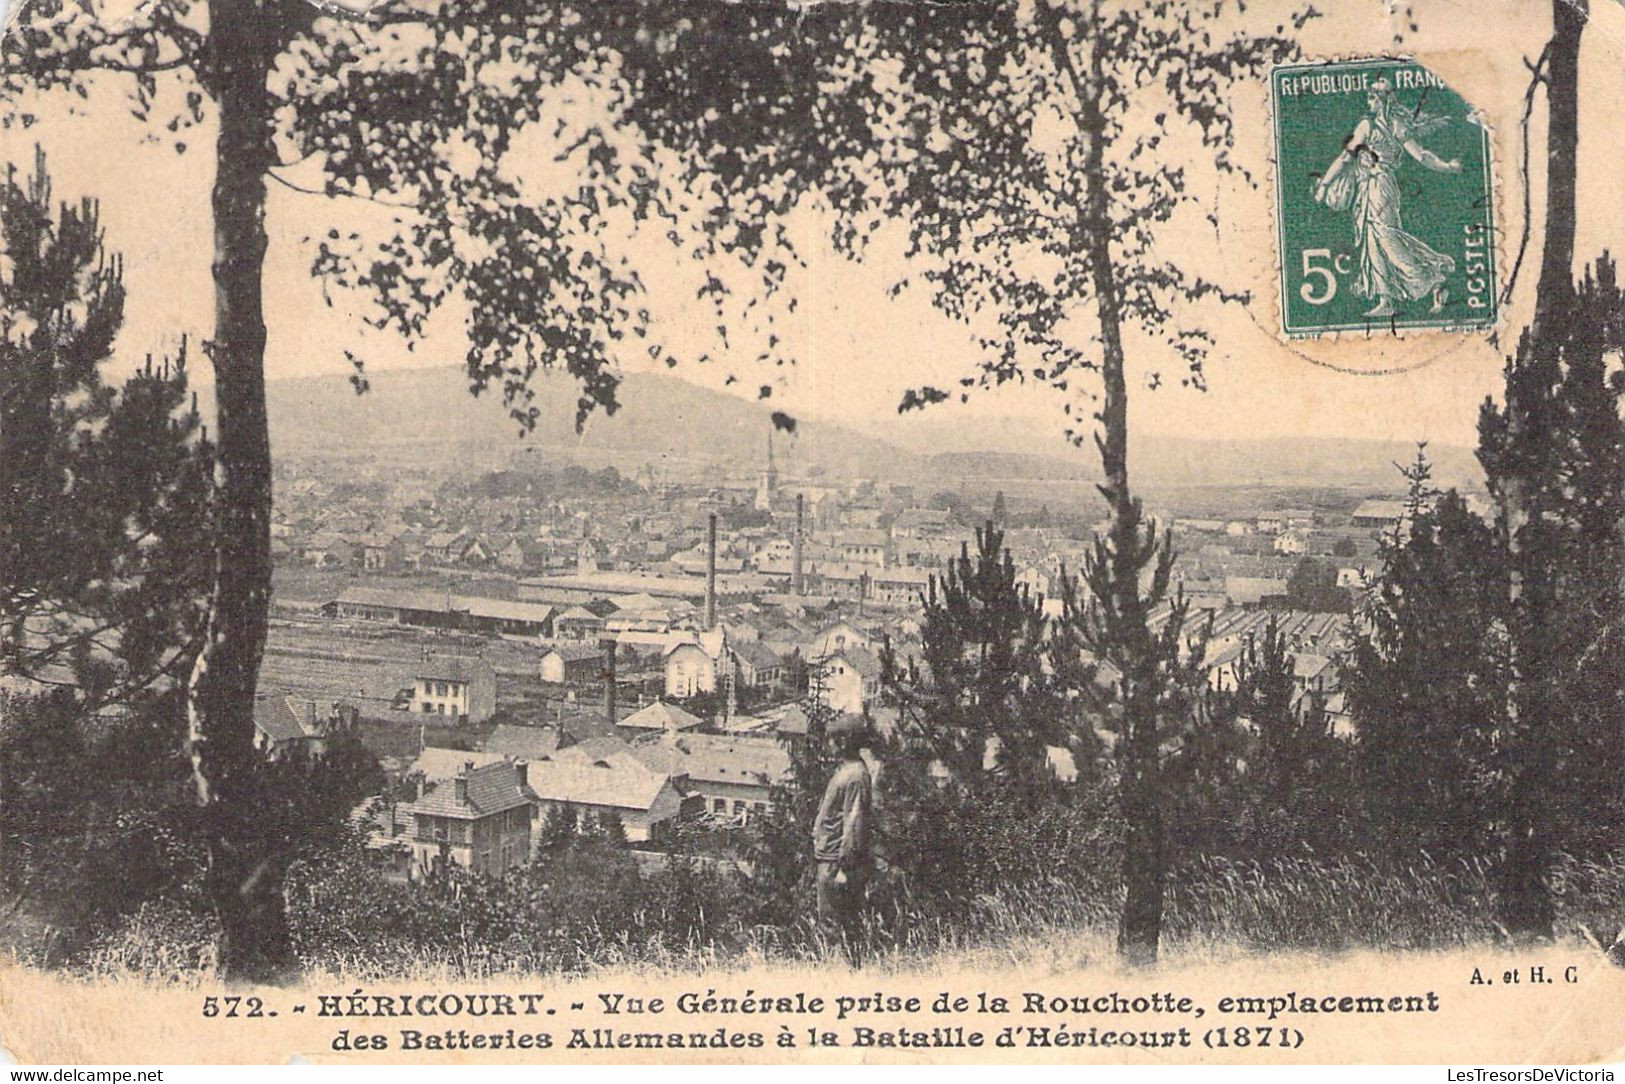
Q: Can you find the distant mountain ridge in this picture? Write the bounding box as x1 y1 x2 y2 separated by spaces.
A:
253 364 1480 491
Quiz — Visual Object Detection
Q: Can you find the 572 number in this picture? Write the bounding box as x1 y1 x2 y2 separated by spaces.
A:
201 995 266 1018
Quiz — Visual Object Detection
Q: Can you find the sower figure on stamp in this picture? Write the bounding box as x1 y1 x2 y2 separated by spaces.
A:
1315 78 1462 318
813 714 873 965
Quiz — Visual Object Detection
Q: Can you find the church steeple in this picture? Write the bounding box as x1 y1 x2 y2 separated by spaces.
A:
755 423 778 511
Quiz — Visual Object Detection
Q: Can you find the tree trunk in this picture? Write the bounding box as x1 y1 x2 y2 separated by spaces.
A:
1497 0 1585 944
1072 13 1163 968
1530 0 1583 342
187 0 286 981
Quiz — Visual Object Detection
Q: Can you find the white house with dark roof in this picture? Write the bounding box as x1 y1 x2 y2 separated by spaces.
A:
732 641 784 688
805 619 871 660
403 759 537 879
815 644 882 715
412 656 497 723
252 694 356 759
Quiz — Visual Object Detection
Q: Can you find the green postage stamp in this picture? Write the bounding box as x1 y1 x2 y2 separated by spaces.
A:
1271 58 1497 337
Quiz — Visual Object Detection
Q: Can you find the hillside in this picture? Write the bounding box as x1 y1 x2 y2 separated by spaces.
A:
260 365 912 480
255 364 1480 492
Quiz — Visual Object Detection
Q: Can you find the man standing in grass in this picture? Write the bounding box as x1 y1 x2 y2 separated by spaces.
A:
813 714 874 964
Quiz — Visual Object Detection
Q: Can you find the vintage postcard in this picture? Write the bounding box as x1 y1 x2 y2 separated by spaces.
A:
1 0 1622 1071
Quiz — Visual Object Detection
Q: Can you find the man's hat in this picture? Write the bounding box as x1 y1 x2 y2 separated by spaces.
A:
826 712 872 739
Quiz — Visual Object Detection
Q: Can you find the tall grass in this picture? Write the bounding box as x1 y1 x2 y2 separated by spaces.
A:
69 849 1625 984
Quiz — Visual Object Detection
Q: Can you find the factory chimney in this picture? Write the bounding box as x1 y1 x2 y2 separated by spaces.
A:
705 513 718 629
793 494 805 596
600 637 617 724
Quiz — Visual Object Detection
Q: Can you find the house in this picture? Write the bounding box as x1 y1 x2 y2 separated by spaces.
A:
758 702 812 737
351 797 413 880
497 538 550 573
301 532 349 568
351 535 404 572
1203 639 1249 692
459 536 498 566
814 563 869 601
424 531 470 564
870 567 932 607
815 644 882 715
837 529 891 569
253 694 356 759
412 656 498 723
805 619 871 659
892 508 950 537
664 641 717 699
1351 499 1408 530
553 605 607 641
526 737 690 843
323 586 456 627
1291 653 1336 696
631 732 790 823
1281 509 1317 529
538 642 606 684
618 700 705 734
458 597 554 638
732 640 784 689
604 607 687 651
1225 575 1289 607
663 629 727 699
403 759 537 879
1273 529 1309 556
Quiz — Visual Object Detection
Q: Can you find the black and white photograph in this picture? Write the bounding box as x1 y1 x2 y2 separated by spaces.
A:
0 0 1620 1068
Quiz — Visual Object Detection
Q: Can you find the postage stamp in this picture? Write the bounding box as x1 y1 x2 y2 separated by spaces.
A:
1271 58 1497 338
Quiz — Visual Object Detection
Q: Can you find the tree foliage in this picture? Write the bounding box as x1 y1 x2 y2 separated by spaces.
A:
1344 453 1505 859
884 522 1060 793
1284 557 1351 614
1479 252 1625 927
0 150 213 709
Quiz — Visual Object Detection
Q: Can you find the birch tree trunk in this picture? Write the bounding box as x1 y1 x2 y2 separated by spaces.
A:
1076 16 1164 968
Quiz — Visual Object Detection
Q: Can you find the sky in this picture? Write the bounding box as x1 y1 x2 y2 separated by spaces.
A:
3 0 1624 453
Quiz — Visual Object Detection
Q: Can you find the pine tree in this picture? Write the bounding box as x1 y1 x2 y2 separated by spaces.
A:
1479 252 1625 928
1230 619 1348 853
884 522 1058 793
1343 451 1504 859
0 149 212 709
876 523 1083 908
